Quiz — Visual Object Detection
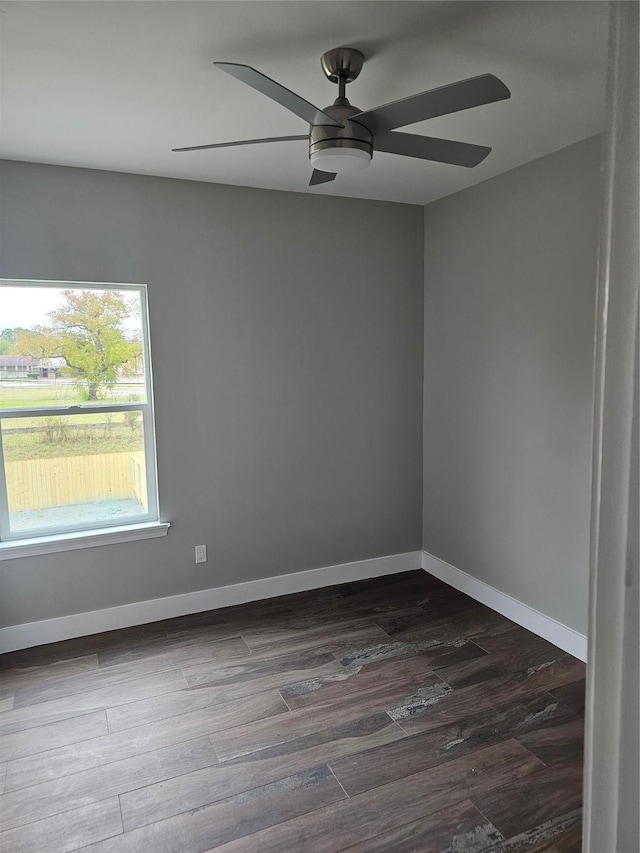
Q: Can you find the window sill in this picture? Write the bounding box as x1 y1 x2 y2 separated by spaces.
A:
0 522 170 560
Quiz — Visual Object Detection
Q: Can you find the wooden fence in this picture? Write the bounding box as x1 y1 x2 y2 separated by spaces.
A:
6 452 147 513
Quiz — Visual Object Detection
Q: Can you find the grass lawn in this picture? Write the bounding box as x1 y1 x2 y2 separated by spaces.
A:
1 381 145 461
0 380 144 408
3 422 143 461
1 384 71 408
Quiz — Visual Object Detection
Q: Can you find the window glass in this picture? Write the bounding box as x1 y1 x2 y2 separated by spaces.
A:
0 286 146 409
0 281 158 540
2 414 148 534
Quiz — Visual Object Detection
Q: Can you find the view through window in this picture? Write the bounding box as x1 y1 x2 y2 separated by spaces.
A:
0 281 159 540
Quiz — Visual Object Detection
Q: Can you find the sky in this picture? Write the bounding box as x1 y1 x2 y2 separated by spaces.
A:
0 285 142 332
1 286 64 328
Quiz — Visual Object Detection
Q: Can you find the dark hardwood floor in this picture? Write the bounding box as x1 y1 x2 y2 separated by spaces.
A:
0 570 585 853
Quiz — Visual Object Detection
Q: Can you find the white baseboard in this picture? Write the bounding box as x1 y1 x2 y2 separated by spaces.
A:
421 550 587 662
0 549 588 660
0 551 423 653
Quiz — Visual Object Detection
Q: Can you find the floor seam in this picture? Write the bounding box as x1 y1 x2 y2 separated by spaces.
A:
327 764 351 800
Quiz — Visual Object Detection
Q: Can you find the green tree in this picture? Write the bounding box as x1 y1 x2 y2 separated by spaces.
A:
0 327 27 355
15 291 140 400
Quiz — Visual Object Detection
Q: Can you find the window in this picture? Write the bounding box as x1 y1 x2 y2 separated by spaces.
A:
0 280 164 551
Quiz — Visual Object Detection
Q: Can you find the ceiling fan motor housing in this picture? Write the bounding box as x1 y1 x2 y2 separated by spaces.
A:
309 103 373 169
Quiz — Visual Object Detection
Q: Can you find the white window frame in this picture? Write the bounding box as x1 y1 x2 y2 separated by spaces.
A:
0 279 166 552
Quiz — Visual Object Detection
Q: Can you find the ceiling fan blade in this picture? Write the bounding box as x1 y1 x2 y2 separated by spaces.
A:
352 74 510 135
309 169 337 186
375 131 491 167
215 62 344 128
172 135 308 153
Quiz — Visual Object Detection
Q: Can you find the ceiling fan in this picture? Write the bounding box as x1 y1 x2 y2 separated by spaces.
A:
173 47 511 186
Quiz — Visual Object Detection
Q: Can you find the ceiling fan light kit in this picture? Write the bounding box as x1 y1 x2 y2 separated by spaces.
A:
310 147 371 173
173 46 511 186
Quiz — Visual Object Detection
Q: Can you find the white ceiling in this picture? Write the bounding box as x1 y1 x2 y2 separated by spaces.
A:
0 1 609 205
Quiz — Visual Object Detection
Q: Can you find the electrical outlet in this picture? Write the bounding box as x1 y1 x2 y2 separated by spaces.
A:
195 544 207 564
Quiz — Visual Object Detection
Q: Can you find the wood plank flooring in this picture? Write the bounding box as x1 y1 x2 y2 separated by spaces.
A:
0 570 585 852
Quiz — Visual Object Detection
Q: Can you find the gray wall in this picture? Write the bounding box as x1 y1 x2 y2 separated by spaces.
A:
0 160 424 627
422 136 601 635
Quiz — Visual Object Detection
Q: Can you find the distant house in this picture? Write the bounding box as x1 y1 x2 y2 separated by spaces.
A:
0 355 64 379
0 355 36 379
